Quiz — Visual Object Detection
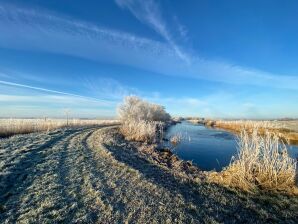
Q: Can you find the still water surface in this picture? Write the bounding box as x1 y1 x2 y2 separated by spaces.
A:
165 121 298 171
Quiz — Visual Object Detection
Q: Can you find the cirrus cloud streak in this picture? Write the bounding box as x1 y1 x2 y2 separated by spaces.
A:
0 4 297 90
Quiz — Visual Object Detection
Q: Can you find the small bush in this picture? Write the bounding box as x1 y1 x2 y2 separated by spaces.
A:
209 129 297 194
118 96 171 143
117 96 171 122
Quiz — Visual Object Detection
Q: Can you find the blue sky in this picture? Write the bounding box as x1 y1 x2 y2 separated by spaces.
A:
0 0 297 118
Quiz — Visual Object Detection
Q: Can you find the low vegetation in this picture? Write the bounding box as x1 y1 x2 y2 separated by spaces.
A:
214 120 298 145
209 128 298 194
170 134 182 147
215 120 282 131
0 118 119 138
120 120 164 143
118 106 297 194
118 96 171 143
189 119 298 145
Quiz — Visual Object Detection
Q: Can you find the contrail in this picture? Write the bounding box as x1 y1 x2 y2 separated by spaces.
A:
0 80 113 104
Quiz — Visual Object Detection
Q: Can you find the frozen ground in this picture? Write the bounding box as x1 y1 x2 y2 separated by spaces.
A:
0 126 298 223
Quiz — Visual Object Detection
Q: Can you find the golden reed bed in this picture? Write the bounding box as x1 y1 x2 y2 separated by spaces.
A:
0 118 119 138
189 119 298 145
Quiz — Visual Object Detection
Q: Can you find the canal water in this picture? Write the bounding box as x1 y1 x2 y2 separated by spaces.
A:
164 121 298 171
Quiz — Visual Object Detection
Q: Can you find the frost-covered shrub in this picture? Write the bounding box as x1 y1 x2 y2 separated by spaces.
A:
117 96 170 143
117 96 171 122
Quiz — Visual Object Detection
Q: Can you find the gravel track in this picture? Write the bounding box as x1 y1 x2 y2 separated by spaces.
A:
0 126 298 223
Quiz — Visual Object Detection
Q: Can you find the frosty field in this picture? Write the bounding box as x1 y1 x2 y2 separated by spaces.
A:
1 125 298 223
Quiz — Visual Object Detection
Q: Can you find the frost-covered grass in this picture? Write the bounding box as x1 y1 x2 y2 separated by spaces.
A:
215 120 282 131
278 120 298 132
120 120 164 143
209 129 298 194
203 119 298 145
0 118 119 137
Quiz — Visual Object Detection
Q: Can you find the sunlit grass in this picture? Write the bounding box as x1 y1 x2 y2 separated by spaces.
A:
120 120 164 143
0 118 119 137
214 120 298 145
209 128 298 194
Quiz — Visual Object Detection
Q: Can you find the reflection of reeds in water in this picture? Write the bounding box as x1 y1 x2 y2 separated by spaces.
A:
170 134 182 146
167 132 192 152
209 128 298 194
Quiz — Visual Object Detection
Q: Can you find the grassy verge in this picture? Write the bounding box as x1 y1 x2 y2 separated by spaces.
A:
208 129 298 195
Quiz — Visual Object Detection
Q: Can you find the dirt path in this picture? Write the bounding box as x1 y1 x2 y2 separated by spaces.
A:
0 126 298 223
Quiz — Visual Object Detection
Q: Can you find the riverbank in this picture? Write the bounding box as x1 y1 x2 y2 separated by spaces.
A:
98 126 298 222
189 119 298 145
163 121 238 171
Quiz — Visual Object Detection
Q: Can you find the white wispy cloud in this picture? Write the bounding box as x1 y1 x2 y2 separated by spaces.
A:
0 4 177 69
115 0 189 63
0 80 113 105
0 104 115 118
0 94 108 105
0 91 117 118
147 92 298 119
0 4 297 90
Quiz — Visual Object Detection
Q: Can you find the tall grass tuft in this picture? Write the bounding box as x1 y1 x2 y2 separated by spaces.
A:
120 120 164 143
209 128 297 194
170 134 182 147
